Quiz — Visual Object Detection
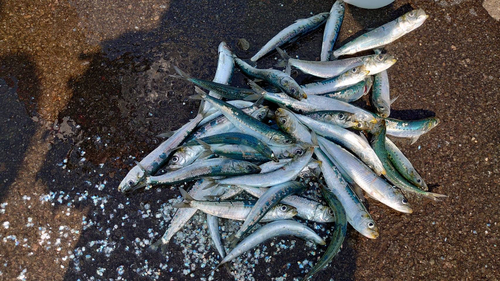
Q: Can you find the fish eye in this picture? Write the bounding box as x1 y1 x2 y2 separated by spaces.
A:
171 156 179 163
327 208 334 215
280 205 288 212
402 198 408 205
357 123 363 128
284 139 292 144
351 67 359 74
416 179 422 183
368 222 375 229
338 113 345 120
377 54 384 60
408 11 416 17
295 149 304 155
279 117 287 124
128 180 135 186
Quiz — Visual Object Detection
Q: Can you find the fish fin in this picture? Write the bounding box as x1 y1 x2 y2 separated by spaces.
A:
243 93 262 101
390 96 399 105
310 131 319 147
274 60 287 68
202 178 218 190
194 86 208 97
189 93 203 100
179 187 195 201
198 149 214 160
196 139 212 151
156 131 175 138
374 48 383 55
255 96 266 108
172 201 191 208
134 161 151 177
246 79 266 95
149 237 170 254
275 47 291 75
409 136 420 145
227 234 240 250
351 184 366 202
358 131 370 145
195 140 215 159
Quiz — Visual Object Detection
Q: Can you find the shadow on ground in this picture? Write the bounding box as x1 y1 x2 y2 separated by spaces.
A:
28 0 359 280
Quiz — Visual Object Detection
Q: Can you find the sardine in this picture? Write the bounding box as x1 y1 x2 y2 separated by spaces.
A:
333 9 428 57
228 181 307 246
303 187 347 280
251 12 330 62
318 136 412 213
321 1 345 61
147 158 261 187
218 220 325 267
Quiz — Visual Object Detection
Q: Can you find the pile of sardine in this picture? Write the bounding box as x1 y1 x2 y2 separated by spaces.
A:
118 3 445 279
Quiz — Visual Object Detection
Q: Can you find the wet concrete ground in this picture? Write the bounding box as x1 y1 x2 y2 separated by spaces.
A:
1 0 499 280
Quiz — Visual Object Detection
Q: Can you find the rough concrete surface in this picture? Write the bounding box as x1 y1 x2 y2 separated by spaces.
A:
0 0 499 280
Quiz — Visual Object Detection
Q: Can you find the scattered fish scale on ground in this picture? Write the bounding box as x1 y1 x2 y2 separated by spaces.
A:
118 3 444 280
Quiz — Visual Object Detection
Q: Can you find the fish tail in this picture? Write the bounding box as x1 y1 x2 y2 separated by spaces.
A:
172 188 195 208
243 92 262 101
275 47 292 75
156 131 175 138
246 79 266 96
173 65 192 80
227 234 239 249
424 191 448 202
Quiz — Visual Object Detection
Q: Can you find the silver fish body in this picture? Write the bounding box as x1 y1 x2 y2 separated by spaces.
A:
301 65 370 95
235 57 307 100
251 12 330 62
147 158 261 187
219 220 325 266
217 147 314 188
318 136 412 213
333 9 428 57
315 148 379 239
150 178 215 252
230 181 307 244
321 1 345 61
119 110 206 193
385 137 428 190
371 70 391 118
296 114 386 176
241 185 335 223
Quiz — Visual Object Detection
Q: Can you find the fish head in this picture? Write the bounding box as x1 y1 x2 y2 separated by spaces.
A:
252 107 270 121
327 111 361 129
388 188 413 214
343 65 370 82
374 98 391 118
275 108 297 134
118 165 146 193
354 213 379 239
336 0 345 11
167 147 198 170
366 53 397 74
364 76 374 94
275 204 298 218
315 205 336 223
400 9 428 31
